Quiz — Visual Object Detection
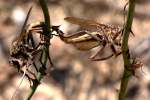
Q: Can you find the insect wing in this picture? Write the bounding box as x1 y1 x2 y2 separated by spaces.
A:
64 17 104 32
64 17 122 38
72 40 100 51
16 6 33 43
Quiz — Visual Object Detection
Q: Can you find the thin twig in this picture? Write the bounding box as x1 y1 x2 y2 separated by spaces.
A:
24 0 51 99
119 0 136 100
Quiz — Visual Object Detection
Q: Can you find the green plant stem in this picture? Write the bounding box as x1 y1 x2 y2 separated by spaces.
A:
24 0 50 99
119 0 136 100
39 0 51 33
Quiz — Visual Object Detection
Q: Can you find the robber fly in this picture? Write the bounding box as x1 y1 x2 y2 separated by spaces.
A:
9 6 35 79
9 7 47 81
53 17 123 61
10 5 55 81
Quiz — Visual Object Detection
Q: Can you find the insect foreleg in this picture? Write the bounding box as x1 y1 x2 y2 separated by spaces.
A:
89 44 106 60
110 44 122 58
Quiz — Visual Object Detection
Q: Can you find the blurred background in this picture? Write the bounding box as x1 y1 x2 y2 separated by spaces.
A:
0 0 150 100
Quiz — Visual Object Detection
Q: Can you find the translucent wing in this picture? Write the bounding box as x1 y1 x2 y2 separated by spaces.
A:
16 6 33 43
64 17 105 32
64 17 122 38
72 40 100 50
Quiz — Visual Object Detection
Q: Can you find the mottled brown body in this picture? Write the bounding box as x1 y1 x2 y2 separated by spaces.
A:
55 17 123 60
9 7 46 80
10 18 53 80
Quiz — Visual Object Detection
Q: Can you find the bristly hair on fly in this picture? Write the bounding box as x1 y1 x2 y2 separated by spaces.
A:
52 17 123 61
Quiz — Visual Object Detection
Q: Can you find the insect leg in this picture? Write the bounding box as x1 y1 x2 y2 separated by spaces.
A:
92 54 114 61
110 44 117 55
89 44 106 59
27 22 44 34
25 73 33 87
86 32 102 42
112 29 122 40
30 27 43 34
110 44 122 57
30 44 45 72
91 44 121 61
37 43 54 70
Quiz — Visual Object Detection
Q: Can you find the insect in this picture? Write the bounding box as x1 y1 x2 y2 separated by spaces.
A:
9 7 53 82
53 17 123 61
9 6 37 80
9 6 56 99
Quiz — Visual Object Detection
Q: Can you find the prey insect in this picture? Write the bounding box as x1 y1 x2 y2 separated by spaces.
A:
9 7 53 83
9 6 55 99
9 7 39 99
53 17 123 61
9 6 38 81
